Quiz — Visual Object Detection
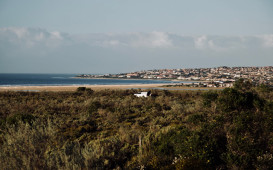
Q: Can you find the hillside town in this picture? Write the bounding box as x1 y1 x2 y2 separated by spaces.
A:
76 66 273 88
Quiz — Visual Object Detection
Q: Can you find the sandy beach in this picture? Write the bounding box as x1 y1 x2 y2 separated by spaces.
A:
0 84 167 92
0 84 221 92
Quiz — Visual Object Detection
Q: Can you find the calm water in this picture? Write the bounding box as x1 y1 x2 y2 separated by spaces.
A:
0 73 190 86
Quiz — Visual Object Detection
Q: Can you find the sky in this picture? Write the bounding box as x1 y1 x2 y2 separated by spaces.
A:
0 0 273 74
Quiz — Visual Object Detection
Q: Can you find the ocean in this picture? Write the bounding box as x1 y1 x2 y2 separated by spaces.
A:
0 73 189 86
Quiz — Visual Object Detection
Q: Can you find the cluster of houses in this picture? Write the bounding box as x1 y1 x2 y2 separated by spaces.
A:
76 66 273 87
165 81 234 88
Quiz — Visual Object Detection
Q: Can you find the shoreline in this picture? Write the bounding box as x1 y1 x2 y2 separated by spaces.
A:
0 84 223 92
0 84 168 92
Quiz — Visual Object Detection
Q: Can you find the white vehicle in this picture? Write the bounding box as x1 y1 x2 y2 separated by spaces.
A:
134 91 151 97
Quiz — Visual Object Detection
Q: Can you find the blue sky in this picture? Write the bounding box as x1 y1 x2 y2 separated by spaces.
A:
0 0 273 73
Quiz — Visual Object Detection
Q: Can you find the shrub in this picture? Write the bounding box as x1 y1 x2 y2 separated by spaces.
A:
218 88 254 112
0 87 272 169
77 87 87 92
88 101 101 113
202 90 218 107
6 113 35 126
76 87 94 94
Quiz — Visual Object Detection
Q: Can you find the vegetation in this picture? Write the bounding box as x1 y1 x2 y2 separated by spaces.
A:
0 80 272 169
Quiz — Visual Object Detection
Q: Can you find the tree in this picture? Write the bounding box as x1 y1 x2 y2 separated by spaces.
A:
234 79 253 92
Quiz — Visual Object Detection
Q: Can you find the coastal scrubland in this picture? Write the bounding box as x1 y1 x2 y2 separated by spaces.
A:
0 80 272 169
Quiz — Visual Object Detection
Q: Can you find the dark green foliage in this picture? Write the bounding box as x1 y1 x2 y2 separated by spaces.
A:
218 88 254 112
149 125 226 169
202 90 218 107
233 78 253 92
187 113 205 124
6 113 35 126
77 87 87 92
0 85 272 169
77 87 94 94
88 101 101 113
257 83 271 93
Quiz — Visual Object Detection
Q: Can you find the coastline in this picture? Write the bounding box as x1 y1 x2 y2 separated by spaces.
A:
0 84 167 92
73 77 205 82
0 84 223 92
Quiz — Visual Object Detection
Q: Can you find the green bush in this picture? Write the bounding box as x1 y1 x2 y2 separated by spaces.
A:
218 88 254 112
76 87 94 94
0 87 272 169
77 87 86 92
6 113 35 126
88 101 101 113
202 90 218 107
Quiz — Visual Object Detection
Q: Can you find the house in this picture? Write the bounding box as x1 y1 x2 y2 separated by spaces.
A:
126 73 139 78
134 91 151 97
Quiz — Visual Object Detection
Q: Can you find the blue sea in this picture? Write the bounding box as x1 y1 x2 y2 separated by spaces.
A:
0 73 190 86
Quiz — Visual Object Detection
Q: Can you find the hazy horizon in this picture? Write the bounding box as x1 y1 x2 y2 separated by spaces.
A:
0 0 272 74
0 64 272 75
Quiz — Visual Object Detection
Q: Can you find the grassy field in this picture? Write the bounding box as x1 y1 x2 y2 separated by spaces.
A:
0 80 272 169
